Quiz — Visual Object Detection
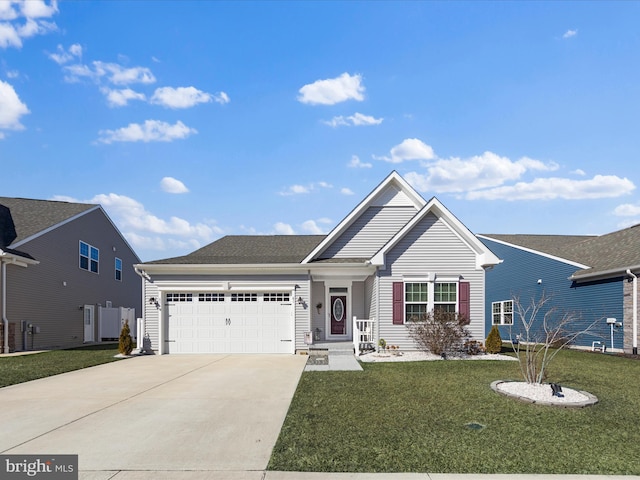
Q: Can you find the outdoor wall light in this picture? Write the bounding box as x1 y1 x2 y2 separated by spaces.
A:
297 296 304 305
149 297 156 304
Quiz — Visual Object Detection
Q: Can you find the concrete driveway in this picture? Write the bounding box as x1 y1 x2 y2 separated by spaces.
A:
0 354 307 479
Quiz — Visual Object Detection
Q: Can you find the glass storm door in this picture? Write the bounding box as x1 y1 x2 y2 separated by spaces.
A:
330 295 347 335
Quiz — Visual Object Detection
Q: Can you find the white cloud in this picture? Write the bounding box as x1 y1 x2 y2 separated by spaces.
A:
48 43 82 65
101 87 146 107
273 222 295 235
613 203 640 217
0 80 29 136
19 0 59 19
341 188 355 195
279 184 310 196
571 168 586 176
298 72 365 105
348 155 372 168
324 112 383 127
64 61 156 85
0 0 58 49
52 192 222 254
375 138 436 163
278 181 333 196
6 70 19 78
466 175 635 201
97 120 197 144
213 91 230 104
160 176 189 194
563 29 578 39
406 152 560 194
151 86 214 109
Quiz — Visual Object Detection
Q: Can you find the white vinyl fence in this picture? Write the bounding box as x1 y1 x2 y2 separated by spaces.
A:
99 306 136 340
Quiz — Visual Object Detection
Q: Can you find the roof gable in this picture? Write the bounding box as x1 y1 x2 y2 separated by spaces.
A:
301 171 426 263
371 197 501 270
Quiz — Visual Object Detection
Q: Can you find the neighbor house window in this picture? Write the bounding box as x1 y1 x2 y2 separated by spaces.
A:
405 282 429 322
115 257 122 281
79 241 99 273
492 300 513 325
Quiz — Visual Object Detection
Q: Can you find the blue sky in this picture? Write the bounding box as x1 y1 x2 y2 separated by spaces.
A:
1 1 639 262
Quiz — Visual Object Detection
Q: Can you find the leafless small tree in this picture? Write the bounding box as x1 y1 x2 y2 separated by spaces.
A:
510 293 601 384
408 310 470 356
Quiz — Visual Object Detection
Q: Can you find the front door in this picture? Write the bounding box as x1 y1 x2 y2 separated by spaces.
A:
330 295 347 335
83 305 95 343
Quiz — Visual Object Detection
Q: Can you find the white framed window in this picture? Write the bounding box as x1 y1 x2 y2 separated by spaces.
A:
115 257 122 281
492 300 513 325
405 282 429 322
231 293 257 302
434 282 457 314
80 241 99 274
199 293 225 302
167 293 193 302
403 280 460 322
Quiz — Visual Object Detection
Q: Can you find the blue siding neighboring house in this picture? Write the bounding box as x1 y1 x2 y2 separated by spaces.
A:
479 228 639 354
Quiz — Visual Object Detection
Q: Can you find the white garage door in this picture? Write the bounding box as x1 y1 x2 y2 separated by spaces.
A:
166 292 294 354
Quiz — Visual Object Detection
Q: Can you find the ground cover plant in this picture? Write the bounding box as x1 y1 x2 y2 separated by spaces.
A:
0 344 121 388
269 349 640 474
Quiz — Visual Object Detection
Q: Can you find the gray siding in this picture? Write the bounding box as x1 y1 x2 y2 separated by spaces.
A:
352 281 365 320
321 206 417 259
310 281 325 341
6 209 141 350
377 212 485 350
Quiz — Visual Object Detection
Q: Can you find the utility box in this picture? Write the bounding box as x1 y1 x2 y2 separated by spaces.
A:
304 331 313 345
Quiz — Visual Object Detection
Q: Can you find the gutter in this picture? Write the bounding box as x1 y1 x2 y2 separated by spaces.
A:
627 270 638 355
569 264 640 282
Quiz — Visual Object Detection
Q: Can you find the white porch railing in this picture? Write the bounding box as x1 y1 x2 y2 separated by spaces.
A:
353 316 375 356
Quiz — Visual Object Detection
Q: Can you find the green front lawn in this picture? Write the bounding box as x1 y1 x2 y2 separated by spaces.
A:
269 350 640 474
0 344 121 388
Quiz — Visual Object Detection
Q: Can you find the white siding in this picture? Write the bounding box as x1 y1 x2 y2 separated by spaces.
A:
377 212 486 350
321 206 417 259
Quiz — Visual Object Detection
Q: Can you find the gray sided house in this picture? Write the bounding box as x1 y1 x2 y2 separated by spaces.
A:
136 172 500 354
0 197 141 353
479 227 640 354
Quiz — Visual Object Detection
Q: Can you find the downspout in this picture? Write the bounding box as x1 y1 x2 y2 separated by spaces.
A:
134 267 150 352
2 260 8 354
626 269 638 355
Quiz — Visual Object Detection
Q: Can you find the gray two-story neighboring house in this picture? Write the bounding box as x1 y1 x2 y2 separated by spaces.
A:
0 197 141 353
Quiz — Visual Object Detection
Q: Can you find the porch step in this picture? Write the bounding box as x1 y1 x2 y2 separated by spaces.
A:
309 341 354 355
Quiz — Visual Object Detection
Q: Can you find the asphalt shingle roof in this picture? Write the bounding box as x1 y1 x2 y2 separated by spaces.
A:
0 197 97 247
145 235 327 265
482 226 640 279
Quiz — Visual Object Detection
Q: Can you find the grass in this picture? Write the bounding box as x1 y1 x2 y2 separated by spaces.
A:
0 344 122 388
269 349 640 474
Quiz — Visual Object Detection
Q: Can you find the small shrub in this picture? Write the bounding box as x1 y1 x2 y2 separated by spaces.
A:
118 321 134 355
485 325 502 354
464 340 485 355
407 309 470 355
